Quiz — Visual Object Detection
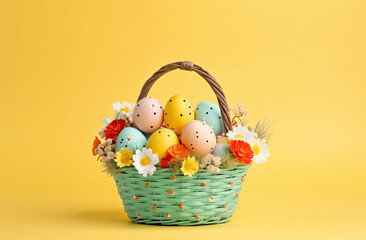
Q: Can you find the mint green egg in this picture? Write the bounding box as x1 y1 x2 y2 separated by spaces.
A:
115 127 147 153
195 101 224 135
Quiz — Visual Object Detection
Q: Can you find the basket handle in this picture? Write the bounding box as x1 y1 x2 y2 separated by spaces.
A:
137 61 233 133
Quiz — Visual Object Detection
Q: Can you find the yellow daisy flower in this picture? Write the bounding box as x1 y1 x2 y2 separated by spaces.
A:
181 156 199 177
115 148 133 167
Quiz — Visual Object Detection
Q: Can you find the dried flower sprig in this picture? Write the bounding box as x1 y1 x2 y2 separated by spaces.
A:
230 104 248 126
95 139 116 162
253 119 274 142
199 154 222 173
230 104 247 116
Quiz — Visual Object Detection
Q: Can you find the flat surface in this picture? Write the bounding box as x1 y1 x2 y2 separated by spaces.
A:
1 0 366 239
1 191 365 239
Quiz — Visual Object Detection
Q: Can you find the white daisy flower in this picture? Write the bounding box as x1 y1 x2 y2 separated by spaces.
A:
251 138 270 164
226 125 257 143
127 136 134 143
133 148 159 177
112 101 135 119
98 118 111 138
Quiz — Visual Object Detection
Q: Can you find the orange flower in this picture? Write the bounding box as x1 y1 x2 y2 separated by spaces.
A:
92 136 101 156
168 144 189 159
104 119 125 142
229 140 254 164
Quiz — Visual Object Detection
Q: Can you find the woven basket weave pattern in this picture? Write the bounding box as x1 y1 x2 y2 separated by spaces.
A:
114 165 250 225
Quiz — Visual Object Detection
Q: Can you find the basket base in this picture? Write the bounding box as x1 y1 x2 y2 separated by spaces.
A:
127 214 233 226
114 165 250 226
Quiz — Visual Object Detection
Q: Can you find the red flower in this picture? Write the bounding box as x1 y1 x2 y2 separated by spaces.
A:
161 154 173 168
229 140 254 164
104 119 125 142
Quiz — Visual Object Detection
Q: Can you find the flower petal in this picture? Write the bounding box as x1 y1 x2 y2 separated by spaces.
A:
112 102 122 111
103 118 111 126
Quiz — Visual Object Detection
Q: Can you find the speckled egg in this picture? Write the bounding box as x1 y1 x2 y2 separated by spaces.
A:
144 126 164 141
164 95 194 135
195 101 224 135
146 128 179 160
181 120 217 156
132 97 164 133
115 127 147 153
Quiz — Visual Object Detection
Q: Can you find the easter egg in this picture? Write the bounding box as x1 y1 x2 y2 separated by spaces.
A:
212 143 229 159
115 127 147 153
146 128 179 160
164 95 194 135
133 97 164 133
195 101 224 135
181 120 217 156
144 126 163 141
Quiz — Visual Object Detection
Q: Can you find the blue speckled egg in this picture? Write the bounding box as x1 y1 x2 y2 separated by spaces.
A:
212 143 229 159
115 127 147 153
195 101 224 135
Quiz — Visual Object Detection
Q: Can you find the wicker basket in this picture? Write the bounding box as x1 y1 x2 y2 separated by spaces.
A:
114 61 251 225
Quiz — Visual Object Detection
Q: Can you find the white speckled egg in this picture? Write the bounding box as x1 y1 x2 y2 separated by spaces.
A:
195 101 224 135
115 127 147 153
181 120 216 156
164 95 194 135
133 97 164 133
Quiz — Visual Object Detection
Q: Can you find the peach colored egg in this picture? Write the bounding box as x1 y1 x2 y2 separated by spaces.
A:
133 97 164 133
181 120 217 156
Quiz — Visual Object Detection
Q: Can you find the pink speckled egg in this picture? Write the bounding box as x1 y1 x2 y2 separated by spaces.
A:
181 120 217 156
133 97 164 133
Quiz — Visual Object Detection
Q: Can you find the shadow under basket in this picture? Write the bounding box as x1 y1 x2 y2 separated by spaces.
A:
114 165 250 226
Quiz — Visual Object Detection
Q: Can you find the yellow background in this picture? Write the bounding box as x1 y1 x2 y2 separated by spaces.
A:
1 0 365 239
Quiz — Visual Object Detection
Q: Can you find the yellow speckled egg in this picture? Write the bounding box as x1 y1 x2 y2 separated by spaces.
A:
146 128 179 160
164 95 194 135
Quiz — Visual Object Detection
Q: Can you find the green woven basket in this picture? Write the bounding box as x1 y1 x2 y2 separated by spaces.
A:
114 61 251 225
114 165 250 225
